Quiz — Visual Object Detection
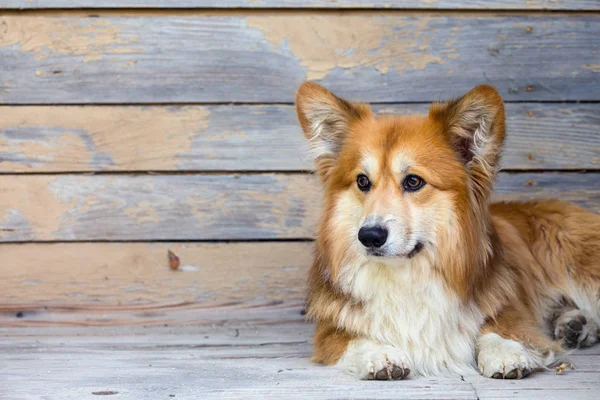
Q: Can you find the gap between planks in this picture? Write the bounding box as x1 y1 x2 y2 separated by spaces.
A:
0 170 598 176
1 9 600 16
0 0 599 11
2 101 600 106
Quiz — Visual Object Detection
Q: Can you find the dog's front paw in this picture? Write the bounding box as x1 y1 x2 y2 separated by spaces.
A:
477 333 535 379
365 350 410 381
555 309 599 349
339 339 410 380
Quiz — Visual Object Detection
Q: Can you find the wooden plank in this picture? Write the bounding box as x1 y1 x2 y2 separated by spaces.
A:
1 15 599 103
465 371 600 399
0 242 312 306
0 324 480 400
0 174 322 242
1 103 598 173
0 0 598 9
0 172 597 242
0 324 598 400
0 298 308 327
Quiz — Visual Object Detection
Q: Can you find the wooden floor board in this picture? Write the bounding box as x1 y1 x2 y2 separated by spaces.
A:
1 322 598 400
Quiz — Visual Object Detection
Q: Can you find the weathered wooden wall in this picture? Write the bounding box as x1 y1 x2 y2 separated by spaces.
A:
1 14 599 103
0 1 598 327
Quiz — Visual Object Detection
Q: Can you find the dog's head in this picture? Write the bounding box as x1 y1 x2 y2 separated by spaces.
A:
296 82 505 295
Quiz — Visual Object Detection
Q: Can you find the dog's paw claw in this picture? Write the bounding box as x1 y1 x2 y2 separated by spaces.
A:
372 364 409 381
374 364 410 381
477 333 536 380
340 341 410 381
490 366 531 379
374 369 389 380
393 366 408 379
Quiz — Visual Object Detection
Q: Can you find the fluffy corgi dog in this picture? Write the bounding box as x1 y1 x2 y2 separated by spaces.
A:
295 82 600 380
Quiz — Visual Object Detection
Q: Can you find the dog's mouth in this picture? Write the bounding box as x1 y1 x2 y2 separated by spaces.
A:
368 241 424 259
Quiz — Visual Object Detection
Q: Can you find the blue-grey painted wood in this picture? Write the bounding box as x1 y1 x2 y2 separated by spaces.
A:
0 173 597 242
1 103 598 172
0 15 598 103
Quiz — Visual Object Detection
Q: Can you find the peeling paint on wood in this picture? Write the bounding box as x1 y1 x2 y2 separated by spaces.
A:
0 106 210 172
0 174 322 241
0 17 142 63
1 103 598 172
0 15 598 103
246 16 446 80
582 64 600 73
0 173 597 242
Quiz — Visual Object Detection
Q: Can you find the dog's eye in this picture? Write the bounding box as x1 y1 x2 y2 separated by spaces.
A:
357 174 371 192
403 174 425 192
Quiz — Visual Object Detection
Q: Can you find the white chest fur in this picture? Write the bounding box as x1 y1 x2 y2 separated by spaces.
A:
336 259 484 376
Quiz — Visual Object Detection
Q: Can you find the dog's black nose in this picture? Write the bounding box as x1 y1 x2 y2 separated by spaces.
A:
358 226 388 248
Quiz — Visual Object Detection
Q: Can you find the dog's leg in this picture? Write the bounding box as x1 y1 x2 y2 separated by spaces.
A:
312 320 410 380
477 305 564 379
554 307 599 349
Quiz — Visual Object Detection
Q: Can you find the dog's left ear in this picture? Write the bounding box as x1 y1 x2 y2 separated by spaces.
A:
430 85 506 201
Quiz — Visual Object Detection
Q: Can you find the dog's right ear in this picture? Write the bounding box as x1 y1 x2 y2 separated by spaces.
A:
295 82 371 180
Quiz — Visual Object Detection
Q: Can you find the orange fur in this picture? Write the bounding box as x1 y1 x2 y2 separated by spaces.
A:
295 82 600 378
312 319 353 364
